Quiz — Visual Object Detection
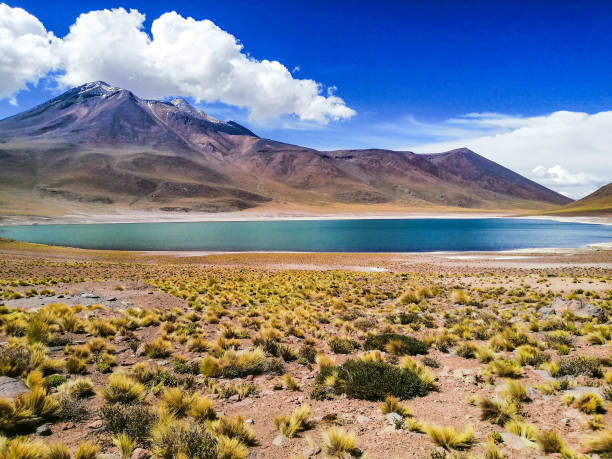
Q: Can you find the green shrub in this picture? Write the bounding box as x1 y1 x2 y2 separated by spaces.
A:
43 374 67 389
312 359 429 401
363 333 428 355
328 337 360 354
557 356 603 378
101 403 158 444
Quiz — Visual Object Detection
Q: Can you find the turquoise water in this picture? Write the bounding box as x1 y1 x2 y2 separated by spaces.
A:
0 218 610 252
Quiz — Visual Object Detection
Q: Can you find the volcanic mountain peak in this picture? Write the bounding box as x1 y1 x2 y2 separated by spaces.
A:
0 82 573 215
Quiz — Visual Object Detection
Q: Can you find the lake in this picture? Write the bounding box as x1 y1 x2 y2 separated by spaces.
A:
1 218 611 252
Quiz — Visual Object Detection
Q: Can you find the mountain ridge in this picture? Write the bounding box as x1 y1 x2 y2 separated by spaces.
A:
0 82 572 217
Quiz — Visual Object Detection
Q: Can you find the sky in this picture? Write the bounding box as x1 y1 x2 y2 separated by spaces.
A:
1 1 611 198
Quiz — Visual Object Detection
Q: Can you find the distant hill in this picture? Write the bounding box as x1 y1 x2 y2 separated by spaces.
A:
0 82 572 217
548 183 612 216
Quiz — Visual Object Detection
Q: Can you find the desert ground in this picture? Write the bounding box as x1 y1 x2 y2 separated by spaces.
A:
0 238 610 458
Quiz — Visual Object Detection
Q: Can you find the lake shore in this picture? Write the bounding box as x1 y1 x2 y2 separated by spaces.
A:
1 207 611 226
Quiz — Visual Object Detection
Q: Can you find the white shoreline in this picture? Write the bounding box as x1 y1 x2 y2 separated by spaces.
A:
1 210 610 226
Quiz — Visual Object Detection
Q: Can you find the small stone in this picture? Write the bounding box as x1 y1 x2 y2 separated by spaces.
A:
245 418 255 424
131 448 151 459
385 412 403 426
134 344 146 357
356 415 371 423
88 419 103 429
107 297 117 301
228 394 240 402
561 418 570 426
36 424 52 436
272 435 285 446
80 293 99 298
61 422 75 430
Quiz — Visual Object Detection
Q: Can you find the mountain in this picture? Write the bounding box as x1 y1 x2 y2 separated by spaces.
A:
547 183 612 216
0 82 572 217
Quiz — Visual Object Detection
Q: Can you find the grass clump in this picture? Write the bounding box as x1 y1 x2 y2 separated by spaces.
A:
321 427 357 458
425 424 476 450
274 405 312 438
535 429 565 454
557 356 603 377
583 429 612 454
478 397 517 425
363 333 428 356
101 373 145 404
380 395 411 417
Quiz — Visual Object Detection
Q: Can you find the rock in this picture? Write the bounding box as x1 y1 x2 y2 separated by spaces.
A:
248 452 258 459
80 293 99 298
131 448 151 459
561 418 570 426
0 376 29 400
245 418 255 424
304 447 321 458
107 297 117 301
88 419 103 429
60 422 75 430
272 435 285 446
538 307 556 317
551 297 604 319
99 455 121 459
134 344 146 357
385 412 403 426
245 374 254 381
356 415 371 423
36 424 52 436
228 394 240 402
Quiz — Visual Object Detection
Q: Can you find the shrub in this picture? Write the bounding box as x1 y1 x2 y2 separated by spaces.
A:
274 405 312 438
298 344 317 363
101 403 158 444
43 374 67 389
425 424 476 450
557 356 603 377
363 333 428 355
0 344 33 377
322 427 357 457
101 373 145 404
456 343 477 359
328 337 360 354
56 393 88 422
313 359 429 401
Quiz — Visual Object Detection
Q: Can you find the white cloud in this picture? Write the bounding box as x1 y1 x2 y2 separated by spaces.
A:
408 111 611 198
0 5 355 123
0 4 58 104
532 165 601 187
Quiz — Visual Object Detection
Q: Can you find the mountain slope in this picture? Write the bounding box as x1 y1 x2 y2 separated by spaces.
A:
0 82 572 217
547 183 612 216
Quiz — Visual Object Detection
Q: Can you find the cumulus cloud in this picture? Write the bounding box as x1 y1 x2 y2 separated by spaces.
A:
408 111 611 198
0 4 58 104
532 165 601 187
0 5 355 123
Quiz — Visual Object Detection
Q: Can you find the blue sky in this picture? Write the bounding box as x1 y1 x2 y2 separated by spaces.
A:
1 1 611 197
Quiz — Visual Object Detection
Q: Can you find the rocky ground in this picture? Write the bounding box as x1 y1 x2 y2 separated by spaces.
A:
0 242 609 458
